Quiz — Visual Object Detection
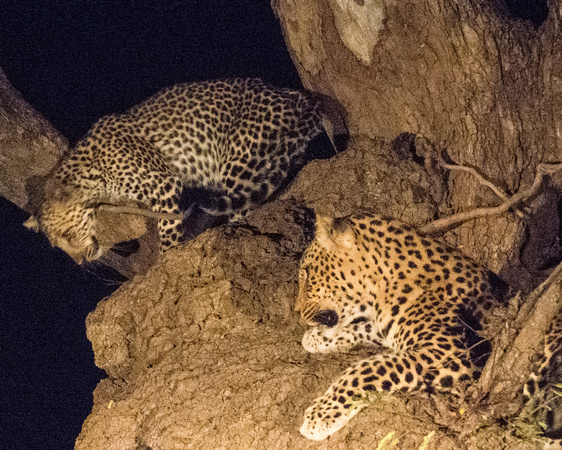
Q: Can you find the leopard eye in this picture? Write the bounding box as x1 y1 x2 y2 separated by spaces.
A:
313 310 339 328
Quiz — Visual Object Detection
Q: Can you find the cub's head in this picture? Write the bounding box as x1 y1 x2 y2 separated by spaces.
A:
24 191 101 264
296 214 373 326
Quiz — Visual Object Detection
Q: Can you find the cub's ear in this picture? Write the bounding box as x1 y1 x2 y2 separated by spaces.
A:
315 214 356 251
24 216 40 232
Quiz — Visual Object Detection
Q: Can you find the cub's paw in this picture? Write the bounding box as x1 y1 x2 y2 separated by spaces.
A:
299 393 366 440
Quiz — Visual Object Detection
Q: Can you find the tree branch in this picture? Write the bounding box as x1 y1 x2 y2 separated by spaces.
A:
0 68 67 212
438 155 526 219
479 262 562 413
420 163 562 236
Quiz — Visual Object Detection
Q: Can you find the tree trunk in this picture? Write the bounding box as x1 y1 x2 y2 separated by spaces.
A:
273 0 562 292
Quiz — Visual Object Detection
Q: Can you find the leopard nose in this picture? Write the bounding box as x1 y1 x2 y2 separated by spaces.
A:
312 310 339 327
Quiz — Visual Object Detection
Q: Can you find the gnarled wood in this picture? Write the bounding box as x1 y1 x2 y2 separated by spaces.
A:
0 67 67 213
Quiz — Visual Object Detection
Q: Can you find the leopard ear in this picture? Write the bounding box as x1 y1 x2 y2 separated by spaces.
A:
315 214 356 251
24 215 40 232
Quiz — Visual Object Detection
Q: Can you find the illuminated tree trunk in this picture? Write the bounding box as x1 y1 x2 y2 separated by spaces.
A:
272 0 562 292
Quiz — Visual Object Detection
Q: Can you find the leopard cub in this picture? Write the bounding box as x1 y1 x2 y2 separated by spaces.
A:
296 212 506 440
25 78 324 263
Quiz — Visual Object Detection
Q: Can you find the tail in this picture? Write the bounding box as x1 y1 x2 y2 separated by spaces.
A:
179 185 254 218
304 90 348 155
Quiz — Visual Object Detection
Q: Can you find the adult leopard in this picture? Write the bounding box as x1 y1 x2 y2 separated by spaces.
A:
25 78 324 263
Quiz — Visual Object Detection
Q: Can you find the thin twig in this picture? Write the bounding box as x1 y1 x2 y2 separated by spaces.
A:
439 157 525 219
98 204 184 221
322 116 339 154
420 163 562 236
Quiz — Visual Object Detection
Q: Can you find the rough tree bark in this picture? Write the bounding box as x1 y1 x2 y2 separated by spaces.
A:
0 67 67 213
2 1 561 449
273 0 562 293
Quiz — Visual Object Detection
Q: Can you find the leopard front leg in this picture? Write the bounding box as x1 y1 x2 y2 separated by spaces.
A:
300 356 383 441
302 321 379 354
157 216 183 252
300 347 475 441
152 179 184 252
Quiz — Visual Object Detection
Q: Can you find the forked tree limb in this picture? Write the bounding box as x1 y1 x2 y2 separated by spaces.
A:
420 163 562 236
438 156 526 219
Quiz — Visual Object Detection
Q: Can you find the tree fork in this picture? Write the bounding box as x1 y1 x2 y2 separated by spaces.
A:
273 0 562 290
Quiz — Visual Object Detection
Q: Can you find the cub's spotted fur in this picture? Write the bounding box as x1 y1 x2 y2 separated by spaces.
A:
296 212 507 440
524 315 562 441
25 78 323 263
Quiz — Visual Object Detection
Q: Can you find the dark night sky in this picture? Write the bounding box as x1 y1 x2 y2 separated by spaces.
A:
0 2 299 449
0 1 547 449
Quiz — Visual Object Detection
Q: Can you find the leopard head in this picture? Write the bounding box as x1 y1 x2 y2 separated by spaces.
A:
296 214 359 326
24 190 102 264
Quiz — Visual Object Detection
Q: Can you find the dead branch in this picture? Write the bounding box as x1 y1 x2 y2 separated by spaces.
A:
478 262 562 413
438 157 526 219
420 163 562 236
